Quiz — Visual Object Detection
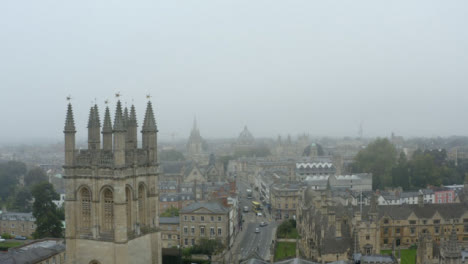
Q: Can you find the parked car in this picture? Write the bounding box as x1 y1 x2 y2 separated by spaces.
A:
260 222 268 227
255 228 260 233
14 235 26 240
0 237 5 242
257 212 262 217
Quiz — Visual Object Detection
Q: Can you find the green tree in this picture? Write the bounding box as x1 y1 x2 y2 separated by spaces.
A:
160 206 179 217
11 187 32 212
352 138 398 190
191 238 225 255
31 182 63 239
159 149 185 162
25 167 48 187
0 161 27 202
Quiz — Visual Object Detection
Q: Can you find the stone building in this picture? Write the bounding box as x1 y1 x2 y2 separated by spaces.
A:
159 217 180 248
0 212 36 238
0 239 66 264
270 182 304 220
63 101 161 264
179 201 229 248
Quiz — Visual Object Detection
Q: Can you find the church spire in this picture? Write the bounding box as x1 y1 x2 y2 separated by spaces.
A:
123 106 129 128
142 100 157 164
87 106 95 128
94 104 101 128
64 103 76 132
126 105 138 149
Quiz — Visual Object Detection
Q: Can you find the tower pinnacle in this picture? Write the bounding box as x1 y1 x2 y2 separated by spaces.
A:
113 101 126 132
142 101 157 132
64 103 76 132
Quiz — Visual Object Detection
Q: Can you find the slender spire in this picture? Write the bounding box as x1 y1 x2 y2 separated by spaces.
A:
113 101 126 132
87 106 95 128
64 103 76 132
94 104 101 127
102 106 112 133
128 105 138 127
123 106 129 128
193 117 198 131
142 101 157 132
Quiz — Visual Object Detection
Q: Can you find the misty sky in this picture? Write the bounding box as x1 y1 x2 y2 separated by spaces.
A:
1 1 468 143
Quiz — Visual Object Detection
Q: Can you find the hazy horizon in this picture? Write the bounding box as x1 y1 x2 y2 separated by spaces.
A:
2 0 468 143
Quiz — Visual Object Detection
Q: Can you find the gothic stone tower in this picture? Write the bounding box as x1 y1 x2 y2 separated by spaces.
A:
63 100 161 264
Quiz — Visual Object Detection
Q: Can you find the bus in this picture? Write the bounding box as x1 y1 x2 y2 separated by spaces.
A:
252 201 262 213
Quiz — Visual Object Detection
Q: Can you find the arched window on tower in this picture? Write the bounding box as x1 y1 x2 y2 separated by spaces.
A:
126 187 132 231
81 188 91 232
102 188 114 232
138 184 146 227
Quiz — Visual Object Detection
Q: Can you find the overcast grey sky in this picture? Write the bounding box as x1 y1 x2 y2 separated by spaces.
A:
1 0 468 143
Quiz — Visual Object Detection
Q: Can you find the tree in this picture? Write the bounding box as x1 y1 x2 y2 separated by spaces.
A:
191 238 225 255
0 161 27 202
159 149 185 162
11 187 32 212
25 167 48 187
160 206 179 217
31 182 63 239
352 138 398 190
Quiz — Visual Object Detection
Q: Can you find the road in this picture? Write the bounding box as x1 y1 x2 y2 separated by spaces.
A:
233 173 277 261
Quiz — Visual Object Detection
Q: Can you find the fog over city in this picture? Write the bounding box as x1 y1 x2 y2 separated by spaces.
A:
1 0 468 144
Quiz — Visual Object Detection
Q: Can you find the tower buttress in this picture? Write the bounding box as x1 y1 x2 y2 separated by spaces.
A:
142 101 158 164
64 103 76 166
127 105 138 149
102 105 113 151
113 101 127 166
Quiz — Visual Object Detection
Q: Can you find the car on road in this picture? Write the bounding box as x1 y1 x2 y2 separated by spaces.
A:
256 212 262 217
260 222 267 227
0 237 5 242
255 228 260 233
14 235 27 240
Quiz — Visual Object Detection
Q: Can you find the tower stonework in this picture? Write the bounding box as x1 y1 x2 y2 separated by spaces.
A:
64 101 161 264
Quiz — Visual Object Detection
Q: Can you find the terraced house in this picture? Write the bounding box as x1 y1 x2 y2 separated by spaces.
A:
179 201 229 247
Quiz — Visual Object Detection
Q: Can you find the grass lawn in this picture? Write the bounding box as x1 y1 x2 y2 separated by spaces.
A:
0 241 24 250
381 249 417 264
275 242 296 261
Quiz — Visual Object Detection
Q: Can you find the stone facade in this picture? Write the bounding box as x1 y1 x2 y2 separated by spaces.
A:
270 182 303 220
159 217 180 248
179 201 229 248
0 212 36 238
63 101 161 264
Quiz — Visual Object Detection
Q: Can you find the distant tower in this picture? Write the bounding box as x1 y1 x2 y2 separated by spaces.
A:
187 117 203 159
64 99 161 264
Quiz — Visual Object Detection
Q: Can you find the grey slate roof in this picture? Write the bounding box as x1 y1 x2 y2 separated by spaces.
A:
0 240 65 264
180 201 228 214
159 217 180 225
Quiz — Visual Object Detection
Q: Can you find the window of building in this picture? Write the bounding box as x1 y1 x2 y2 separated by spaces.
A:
125 187 132 231
184 216 187 221
384 227 388 235
434 220 440 224
396 228 400 234
409 220 416 225
138 185 146 226
218 216 222 222
435 226 440 234
102 188 114 232
201 226 205 236
410 227 415 235
184 238 188 245
218 228 222 236
191 216 195 221
211 216 214 222
183 226 188 235
201 216 204 222
384 239 388 244
210 227 215 236
192 238 195 245
384 219 389 224
423 220 427 225
366 235 370 240
81 188 91 231
191 226 195 235
11 224 14 228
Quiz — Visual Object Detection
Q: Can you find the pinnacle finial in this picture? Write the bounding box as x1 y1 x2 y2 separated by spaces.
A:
128 105 138 127
94 104 101 127
123 106 129 127
64 103 76 132
142 101 157 132
102 106 112 133
87 106 95 128
113 100 126 132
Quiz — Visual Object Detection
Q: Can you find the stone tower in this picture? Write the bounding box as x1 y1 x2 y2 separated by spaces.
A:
63 100 161 264
187 117 203 160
